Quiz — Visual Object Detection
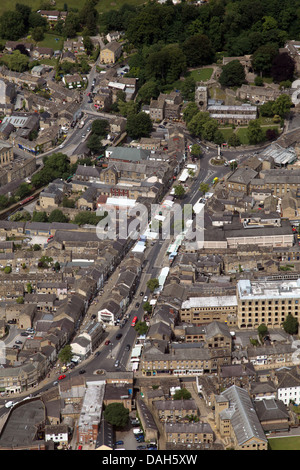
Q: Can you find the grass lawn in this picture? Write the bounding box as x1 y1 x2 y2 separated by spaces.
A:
187 67 214 82
220 128 234 141
36 33 64 51
268 436 300 450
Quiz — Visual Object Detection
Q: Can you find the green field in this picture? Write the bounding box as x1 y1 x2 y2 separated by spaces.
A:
268 436 300 450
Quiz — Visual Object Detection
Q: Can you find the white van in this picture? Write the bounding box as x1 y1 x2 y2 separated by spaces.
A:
133 428 143 435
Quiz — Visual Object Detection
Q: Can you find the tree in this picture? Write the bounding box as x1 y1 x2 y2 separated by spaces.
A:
219 60 245 87
73 211 107 226
199 182 209 195
91 119 109 137
0 11 26 40
228 133 241 147
126 112 152 139
247 119 264 144
26 282 33 293
183 103 199 124
271 52 295 83
187 111 210 137
147 278 159 292
182 33 214 67
48 209 69 224
251 44 278 76
271 94 292 117
134 321 148 335
31 26 45 42
283 314 299 335
143 301 152 314
83 35 94 55
104 403 129 428
190 144 202 159
180 76 196 101
58 345 73 365
1 50 30 72
4 266 12 274
174 184 185 199
173 388 192 400
136 80 160 105
87 134 103 154
257 323 268 338
202 119 218 141
15 182 32 200
145 44 186 85
32 211 48 222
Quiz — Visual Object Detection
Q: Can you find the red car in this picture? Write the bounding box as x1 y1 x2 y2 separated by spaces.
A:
58 375 66 380
105 340 110 346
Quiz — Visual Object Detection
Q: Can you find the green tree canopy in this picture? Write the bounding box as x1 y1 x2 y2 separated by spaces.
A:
104 403 129 428
182 33 214 67
173 388 192 400
134 321 148 335
147 278 159 292
126 112 153 139
251 44 278 76
219 60 245 87
247 119 264 144
283 314 299 335
58 345 73 365
91 119 109 137
271 94 292 117
271 52 295 83
48 209 69 224
0 11 26 40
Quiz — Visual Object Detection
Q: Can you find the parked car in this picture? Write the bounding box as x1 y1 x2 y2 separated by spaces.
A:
125 344 130 351
114 360 120 368
115 441 124 446
58 375 66 380
143 296 148 302
105 340 110 345
116 333 122 340
79 369 86 374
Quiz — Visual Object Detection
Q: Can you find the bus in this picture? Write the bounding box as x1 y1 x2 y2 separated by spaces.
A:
131 316 138 327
